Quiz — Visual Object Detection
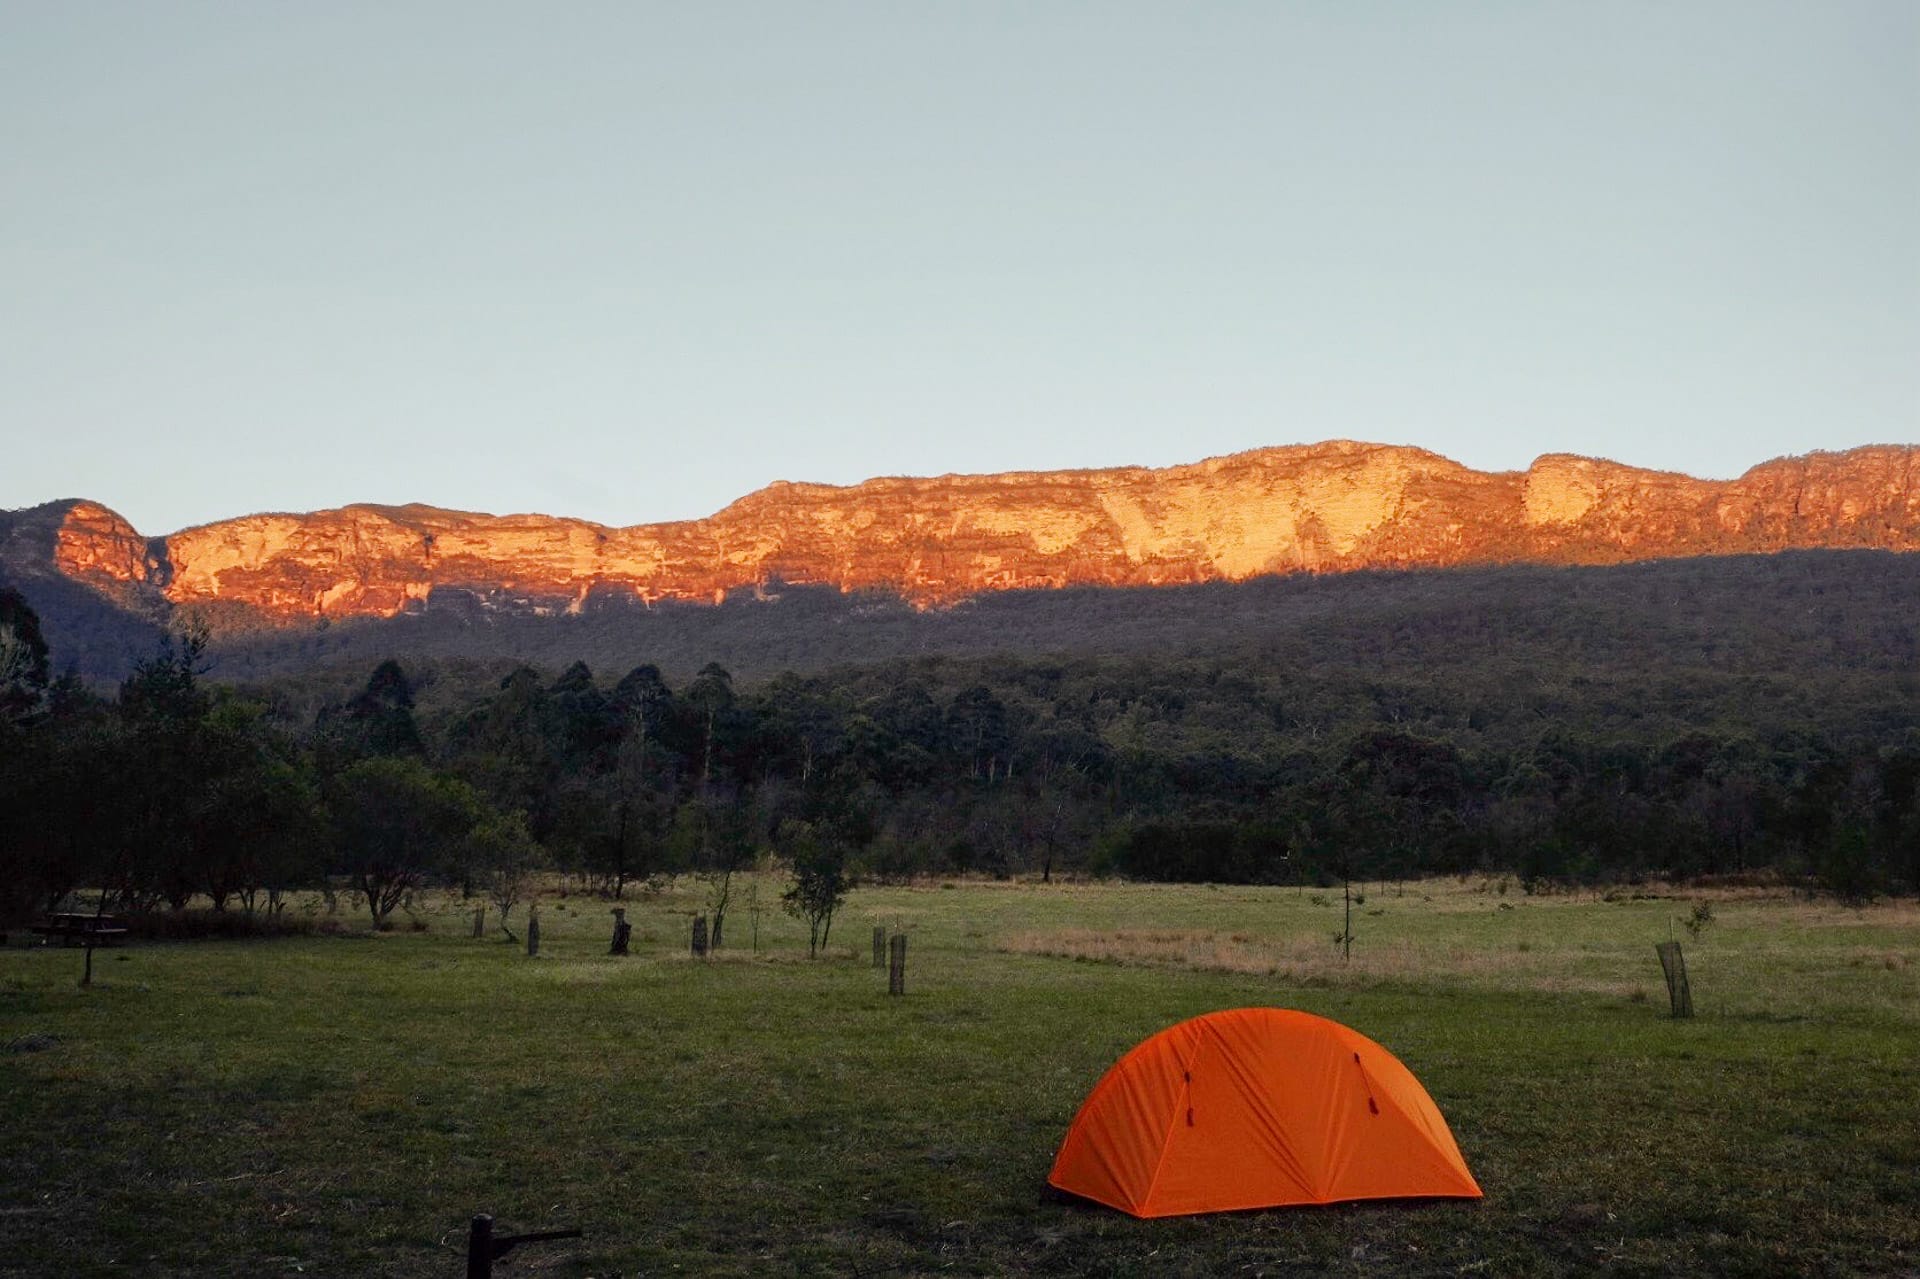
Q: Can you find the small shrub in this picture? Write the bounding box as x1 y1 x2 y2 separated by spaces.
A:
1683 900 1714 939
1308 894 1330 908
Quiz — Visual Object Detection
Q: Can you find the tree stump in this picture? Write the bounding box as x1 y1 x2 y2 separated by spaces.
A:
888 932 907 996
1655 941 1692 1018
608 908 631 956
526 906 540 958
873 926 886 969
692 915 709 959
472 906 486 939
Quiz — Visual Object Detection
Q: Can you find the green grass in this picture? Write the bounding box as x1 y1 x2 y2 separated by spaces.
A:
3 878 1917 1277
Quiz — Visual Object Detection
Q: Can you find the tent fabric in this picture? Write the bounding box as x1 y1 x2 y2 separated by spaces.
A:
1048 1008 1481 1218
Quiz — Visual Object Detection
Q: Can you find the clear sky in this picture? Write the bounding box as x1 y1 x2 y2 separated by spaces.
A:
3 2 1915 535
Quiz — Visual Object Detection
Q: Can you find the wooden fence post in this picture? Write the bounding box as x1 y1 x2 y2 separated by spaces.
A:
888 932 907 996
872 926 886 969
1655 941 1693 1018
692 915 709 958
525 905 540 958
466 1213 493 1279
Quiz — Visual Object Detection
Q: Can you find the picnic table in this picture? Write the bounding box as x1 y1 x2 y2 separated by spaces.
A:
29 912 130 947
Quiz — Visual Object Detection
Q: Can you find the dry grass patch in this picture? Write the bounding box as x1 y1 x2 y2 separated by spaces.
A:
996 927 1639 997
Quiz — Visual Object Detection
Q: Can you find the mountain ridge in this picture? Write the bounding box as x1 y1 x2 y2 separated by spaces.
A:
4 441 1916 634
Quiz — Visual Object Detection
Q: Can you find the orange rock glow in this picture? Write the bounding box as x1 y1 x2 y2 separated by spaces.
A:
31 441 1920 626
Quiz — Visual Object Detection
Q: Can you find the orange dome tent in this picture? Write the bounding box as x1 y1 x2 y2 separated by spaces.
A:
1048 1008 1481 1218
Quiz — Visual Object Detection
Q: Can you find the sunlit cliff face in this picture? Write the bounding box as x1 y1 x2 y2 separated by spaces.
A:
34 442 1920 626
51 501 152 584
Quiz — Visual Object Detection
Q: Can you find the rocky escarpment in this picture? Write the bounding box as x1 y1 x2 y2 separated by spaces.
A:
7 441 1917 630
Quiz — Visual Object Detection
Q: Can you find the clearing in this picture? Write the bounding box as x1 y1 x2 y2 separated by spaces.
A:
2 877 1916 1276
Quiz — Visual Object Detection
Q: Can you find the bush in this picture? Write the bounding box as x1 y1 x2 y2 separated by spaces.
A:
1682 900 1714 938
123 909 324 941
1108 822 1274 883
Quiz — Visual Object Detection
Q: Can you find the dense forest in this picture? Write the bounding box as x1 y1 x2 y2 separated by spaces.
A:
11 549 1919 688
2 554 1917 929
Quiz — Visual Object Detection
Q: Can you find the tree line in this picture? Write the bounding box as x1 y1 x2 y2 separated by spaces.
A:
1 588 865 942
2 584 1915 936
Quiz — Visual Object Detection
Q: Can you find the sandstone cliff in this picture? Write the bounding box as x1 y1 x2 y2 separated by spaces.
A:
9 441 1917 628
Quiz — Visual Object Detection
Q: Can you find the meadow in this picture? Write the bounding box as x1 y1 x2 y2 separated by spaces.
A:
2 877 1916 1277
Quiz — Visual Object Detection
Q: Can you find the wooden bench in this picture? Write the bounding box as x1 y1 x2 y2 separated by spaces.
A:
29 913 130 947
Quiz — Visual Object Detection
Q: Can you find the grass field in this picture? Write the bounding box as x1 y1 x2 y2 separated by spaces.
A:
3 877 1917 1277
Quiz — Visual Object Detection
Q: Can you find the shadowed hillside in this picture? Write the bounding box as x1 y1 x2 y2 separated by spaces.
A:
205 549 1918 691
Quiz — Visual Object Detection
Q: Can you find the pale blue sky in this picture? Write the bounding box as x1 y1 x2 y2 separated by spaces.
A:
3 2 1915 535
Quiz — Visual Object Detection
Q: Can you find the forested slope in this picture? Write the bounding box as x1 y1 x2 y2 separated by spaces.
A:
3 552 1915 925
206 549 1915 686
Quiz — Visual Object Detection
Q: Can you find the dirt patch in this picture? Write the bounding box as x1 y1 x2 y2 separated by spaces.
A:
6 1033 59 1054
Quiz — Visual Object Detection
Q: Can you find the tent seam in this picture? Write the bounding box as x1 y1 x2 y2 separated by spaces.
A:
1137 1027 1205 1213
